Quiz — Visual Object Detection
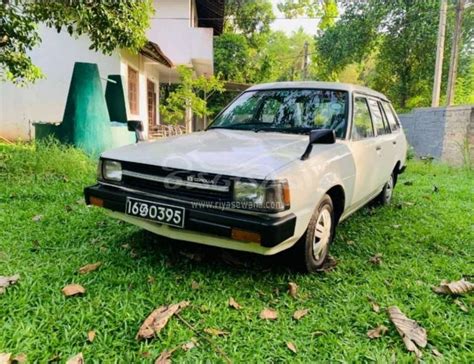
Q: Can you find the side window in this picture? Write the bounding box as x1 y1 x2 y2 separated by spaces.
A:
381 101 400 131
352 97 374 140
377 101 391 134
368 99 388 135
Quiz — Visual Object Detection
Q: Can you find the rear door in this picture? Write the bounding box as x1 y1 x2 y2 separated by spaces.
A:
367 98 394 188
347 95 380 206
380 101 408 169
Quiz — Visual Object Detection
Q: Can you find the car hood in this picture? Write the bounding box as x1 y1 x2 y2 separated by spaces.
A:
102 129 310 179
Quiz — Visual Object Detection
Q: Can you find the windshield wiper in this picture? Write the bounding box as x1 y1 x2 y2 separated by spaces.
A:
207 121 267 131
254 126 319 134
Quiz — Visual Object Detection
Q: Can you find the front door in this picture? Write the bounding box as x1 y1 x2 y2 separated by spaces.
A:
147 79 156 131
347 95 380 206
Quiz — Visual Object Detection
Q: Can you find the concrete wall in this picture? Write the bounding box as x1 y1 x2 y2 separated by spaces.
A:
399 105 474 166
0 26 163 140
0 25 120 140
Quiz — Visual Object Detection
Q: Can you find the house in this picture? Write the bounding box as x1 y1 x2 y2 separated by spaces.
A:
0 0 225 141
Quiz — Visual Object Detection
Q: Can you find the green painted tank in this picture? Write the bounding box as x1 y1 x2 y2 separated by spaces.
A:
35 63 136 156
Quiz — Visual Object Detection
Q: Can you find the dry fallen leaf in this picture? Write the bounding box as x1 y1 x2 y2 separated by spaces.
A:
370 300 381 313
316 255 338 272
0 353 11 364
221 251 247 267
62 284 85 297
78 262 101 274
154 350 173 364
32 214 43 222
293 309 309 320
367 325 388 339
182 340 197 351
0 274 20 294
136 301 189 340
180 250 204 262
347 240 355 245
87 330 96 343
12 353 27 364
228 297 242 310
388 306 427 358
372 303 381 313
433 279 474 295
121 243 130 249
147 275 156 284
454 299 469 313
191 280 200 290
288 282 298 298
432 348 443 357
260 308 278 320
66 353 84 364
286 342 297 354
204 328 228 336
369 253 383 265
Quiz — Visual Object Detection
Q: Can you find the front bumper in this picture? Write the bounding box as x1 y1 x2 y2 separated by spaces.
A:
84 184 296 248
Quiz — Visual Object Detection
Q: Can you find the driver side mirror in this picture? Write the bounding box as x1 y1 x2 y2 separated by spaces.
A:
308 129 336 144
301 129 336 160
127 120 144 142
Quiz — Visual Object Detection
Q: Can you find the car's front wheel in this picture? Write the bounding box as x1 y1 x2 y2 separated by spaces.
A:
294 194 335 273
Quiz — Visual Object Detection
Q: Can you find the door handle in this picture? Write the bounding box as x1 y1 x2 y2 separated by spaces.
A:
376 145 382 151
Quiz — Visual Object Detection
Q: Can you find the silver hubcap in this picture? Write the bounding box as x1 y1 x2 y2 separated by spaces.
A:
313 207 332 260
384 175 394 203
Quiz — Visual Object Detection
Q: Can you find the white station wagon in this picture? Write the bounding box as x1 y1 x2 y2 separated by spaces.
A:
85 82 407 272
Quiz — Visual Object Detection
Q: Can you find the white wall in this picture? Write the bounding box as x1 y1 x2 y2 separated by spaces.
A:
0 25 121 140
149 0 213 75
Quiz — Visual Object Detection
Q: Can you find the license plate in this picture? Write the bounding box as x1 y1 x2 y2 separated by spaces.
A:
125 197 185 228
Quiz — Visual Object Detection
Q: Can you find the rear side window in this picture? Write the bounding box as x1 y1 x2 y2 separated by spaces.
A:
352 97 374 140
381 101 400 131
368 99 389 135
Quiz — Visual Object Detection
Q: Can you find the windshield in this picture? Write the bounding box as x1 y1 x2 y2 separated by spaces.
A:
208 89 348 138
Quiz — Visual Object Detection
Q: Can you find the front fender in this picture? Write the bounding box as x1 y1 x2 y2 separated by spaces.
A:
266 142 355 243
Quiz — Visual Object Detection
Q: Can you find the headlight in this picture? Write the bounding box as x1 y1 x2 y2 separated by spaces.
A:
234 180 290 212
102 160 122 182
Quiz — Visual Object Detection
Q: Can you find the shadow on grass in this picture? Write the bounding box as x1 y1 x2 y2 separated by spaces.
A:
98 202 387 282
129 229 297 276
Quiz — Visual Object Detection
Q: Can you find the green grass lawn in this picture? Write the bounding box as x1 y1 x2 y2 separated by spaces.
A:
1 142 473 363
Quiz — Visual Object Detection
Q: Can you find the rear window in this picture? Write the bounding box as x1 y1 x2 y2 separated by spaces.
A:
381 101 400 131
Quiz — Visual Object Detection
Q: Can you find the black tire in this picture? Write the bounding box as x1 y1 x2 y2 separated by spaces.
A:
293 194 336 273
375 173 395 206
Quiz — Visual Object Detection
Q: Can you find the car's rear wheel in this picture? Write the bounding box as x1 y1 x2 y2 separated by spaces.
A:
375 173 395 206
294 194 335 273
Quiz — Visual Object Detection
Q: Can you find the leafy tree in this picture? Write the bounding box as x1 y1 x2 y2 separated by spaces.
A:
214 33 253 82
277 0 338 30
160 66 224 124
0 0 154 84
316 1 473 110
224 0 275 41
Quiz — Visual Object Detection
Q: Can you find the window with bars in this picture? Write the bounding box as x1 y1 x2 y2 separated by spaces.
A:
128 66 139 115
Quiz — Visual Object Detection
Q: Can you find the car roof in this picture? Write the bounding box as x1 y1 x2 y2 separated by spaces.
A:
246 81 389 101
